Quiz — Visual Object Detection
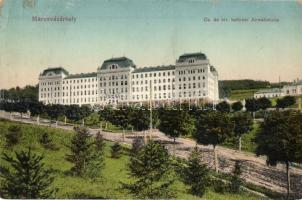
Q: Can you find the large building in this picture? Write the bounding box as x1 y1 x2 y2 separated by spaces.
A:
38 52 219 106
254 78 302 99
283 79 302 96
254 88 282 99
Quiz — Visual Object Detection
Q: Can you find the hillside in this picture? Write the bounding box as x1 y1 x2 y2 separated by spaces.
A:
0 119 265 199
219 80 290 99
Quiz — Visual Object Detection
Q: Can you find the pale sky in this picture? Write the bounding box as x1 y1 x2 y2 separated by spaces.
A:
0 0 302 89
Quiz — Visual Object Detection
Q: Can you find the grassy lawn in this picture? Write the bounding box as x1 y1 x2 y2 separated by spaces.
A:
229 89 258 101
0 119 266 199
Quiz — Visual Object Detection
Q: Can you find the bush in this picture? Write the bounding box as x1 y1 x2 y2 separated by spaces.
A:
39 132 58 150
131 137 144 155
5 125 22 147
111 142 122 158
211 178 229 194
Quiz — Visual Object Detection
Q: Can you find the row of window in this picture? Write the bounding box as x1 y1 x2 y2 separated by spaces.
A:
99 74 128 81
63 84 97 90
132 71 175 79
132 78 175 85
179 82 206 90
178 76 205 82
132 85 175 93
100 87 128 95
100 81 128 87
40 81 60 86
63 78 96 84
178 68 205 75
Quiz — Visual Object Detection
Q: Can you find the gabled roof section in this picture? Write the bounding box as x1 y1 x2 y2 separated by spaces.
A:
41 67 69 76
64 72 97 79
177 52 207 63
99 57 136 70
255 88 282 94
133 65 175 73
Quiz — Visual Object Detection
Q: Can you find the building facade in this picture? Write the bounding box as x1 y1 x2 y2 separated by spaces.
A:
254 88 282 99
39 52 219 106
283 79 302 96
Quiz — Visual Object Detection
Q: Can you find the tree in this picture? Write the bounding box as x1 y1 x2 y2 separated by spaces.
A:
194 111 233 172
255 111 302 199
39 132 57 150
216 101 231 113
111 142 122 158
158 109 195 155
232 112 253 151
66 126 93 176
28 101 45 117
123 141 175 199
232 101 243 112
245 98 260 113
65 105 83 121
230 160 243 193
276 96 296 109
182 146 209 197
130 107 149 131
109 108 132 139
84 132 105 180
14 102 28 118
131 137 145 155
257 97 272 110
94 131 105 153
45 104 65 122
5 125 22 147
0 148 55 198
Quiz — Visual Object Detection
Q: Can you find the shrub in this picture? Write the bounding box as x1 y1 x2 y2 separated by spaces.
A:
5 125 22 147
111 142 122 158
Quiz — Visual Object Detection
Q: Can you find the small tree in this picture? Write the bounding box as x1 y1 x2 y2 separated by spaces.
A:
216 101 231 113
230 160 243 193
94 131 105 153
158 109 195 155
111 142 122 158
232 101 243 112
123 141 175 199
232 112 253 151
66 126 93 176
0 148 55 198
5 125 22 147
131 137 145 155
276 96 296 109
182 146 209 197
245 98 260 113
257 97 272 110
255 111 302 199
194 111 233 172
39 132 56 150
84 132 105 180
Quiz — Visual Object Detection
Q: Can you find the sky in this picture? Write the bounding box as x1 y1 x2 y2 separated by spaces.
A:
0 0 302 89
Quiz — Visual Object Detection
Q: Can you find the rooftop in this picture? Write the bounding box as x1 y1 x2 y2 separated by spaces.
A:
255 88 282 94
133 65 175 73
41 67 69 76
177 52 207 63
99 57 136 70
64 72 97 79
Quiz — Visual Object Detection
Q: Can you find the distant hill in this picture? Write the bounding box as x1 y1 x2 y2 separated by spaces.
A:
219 79 290 99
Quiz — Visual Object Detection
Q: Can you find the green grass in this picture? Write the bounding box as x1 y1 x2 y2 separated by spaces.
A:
0 119 266 199
229 89 259 100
